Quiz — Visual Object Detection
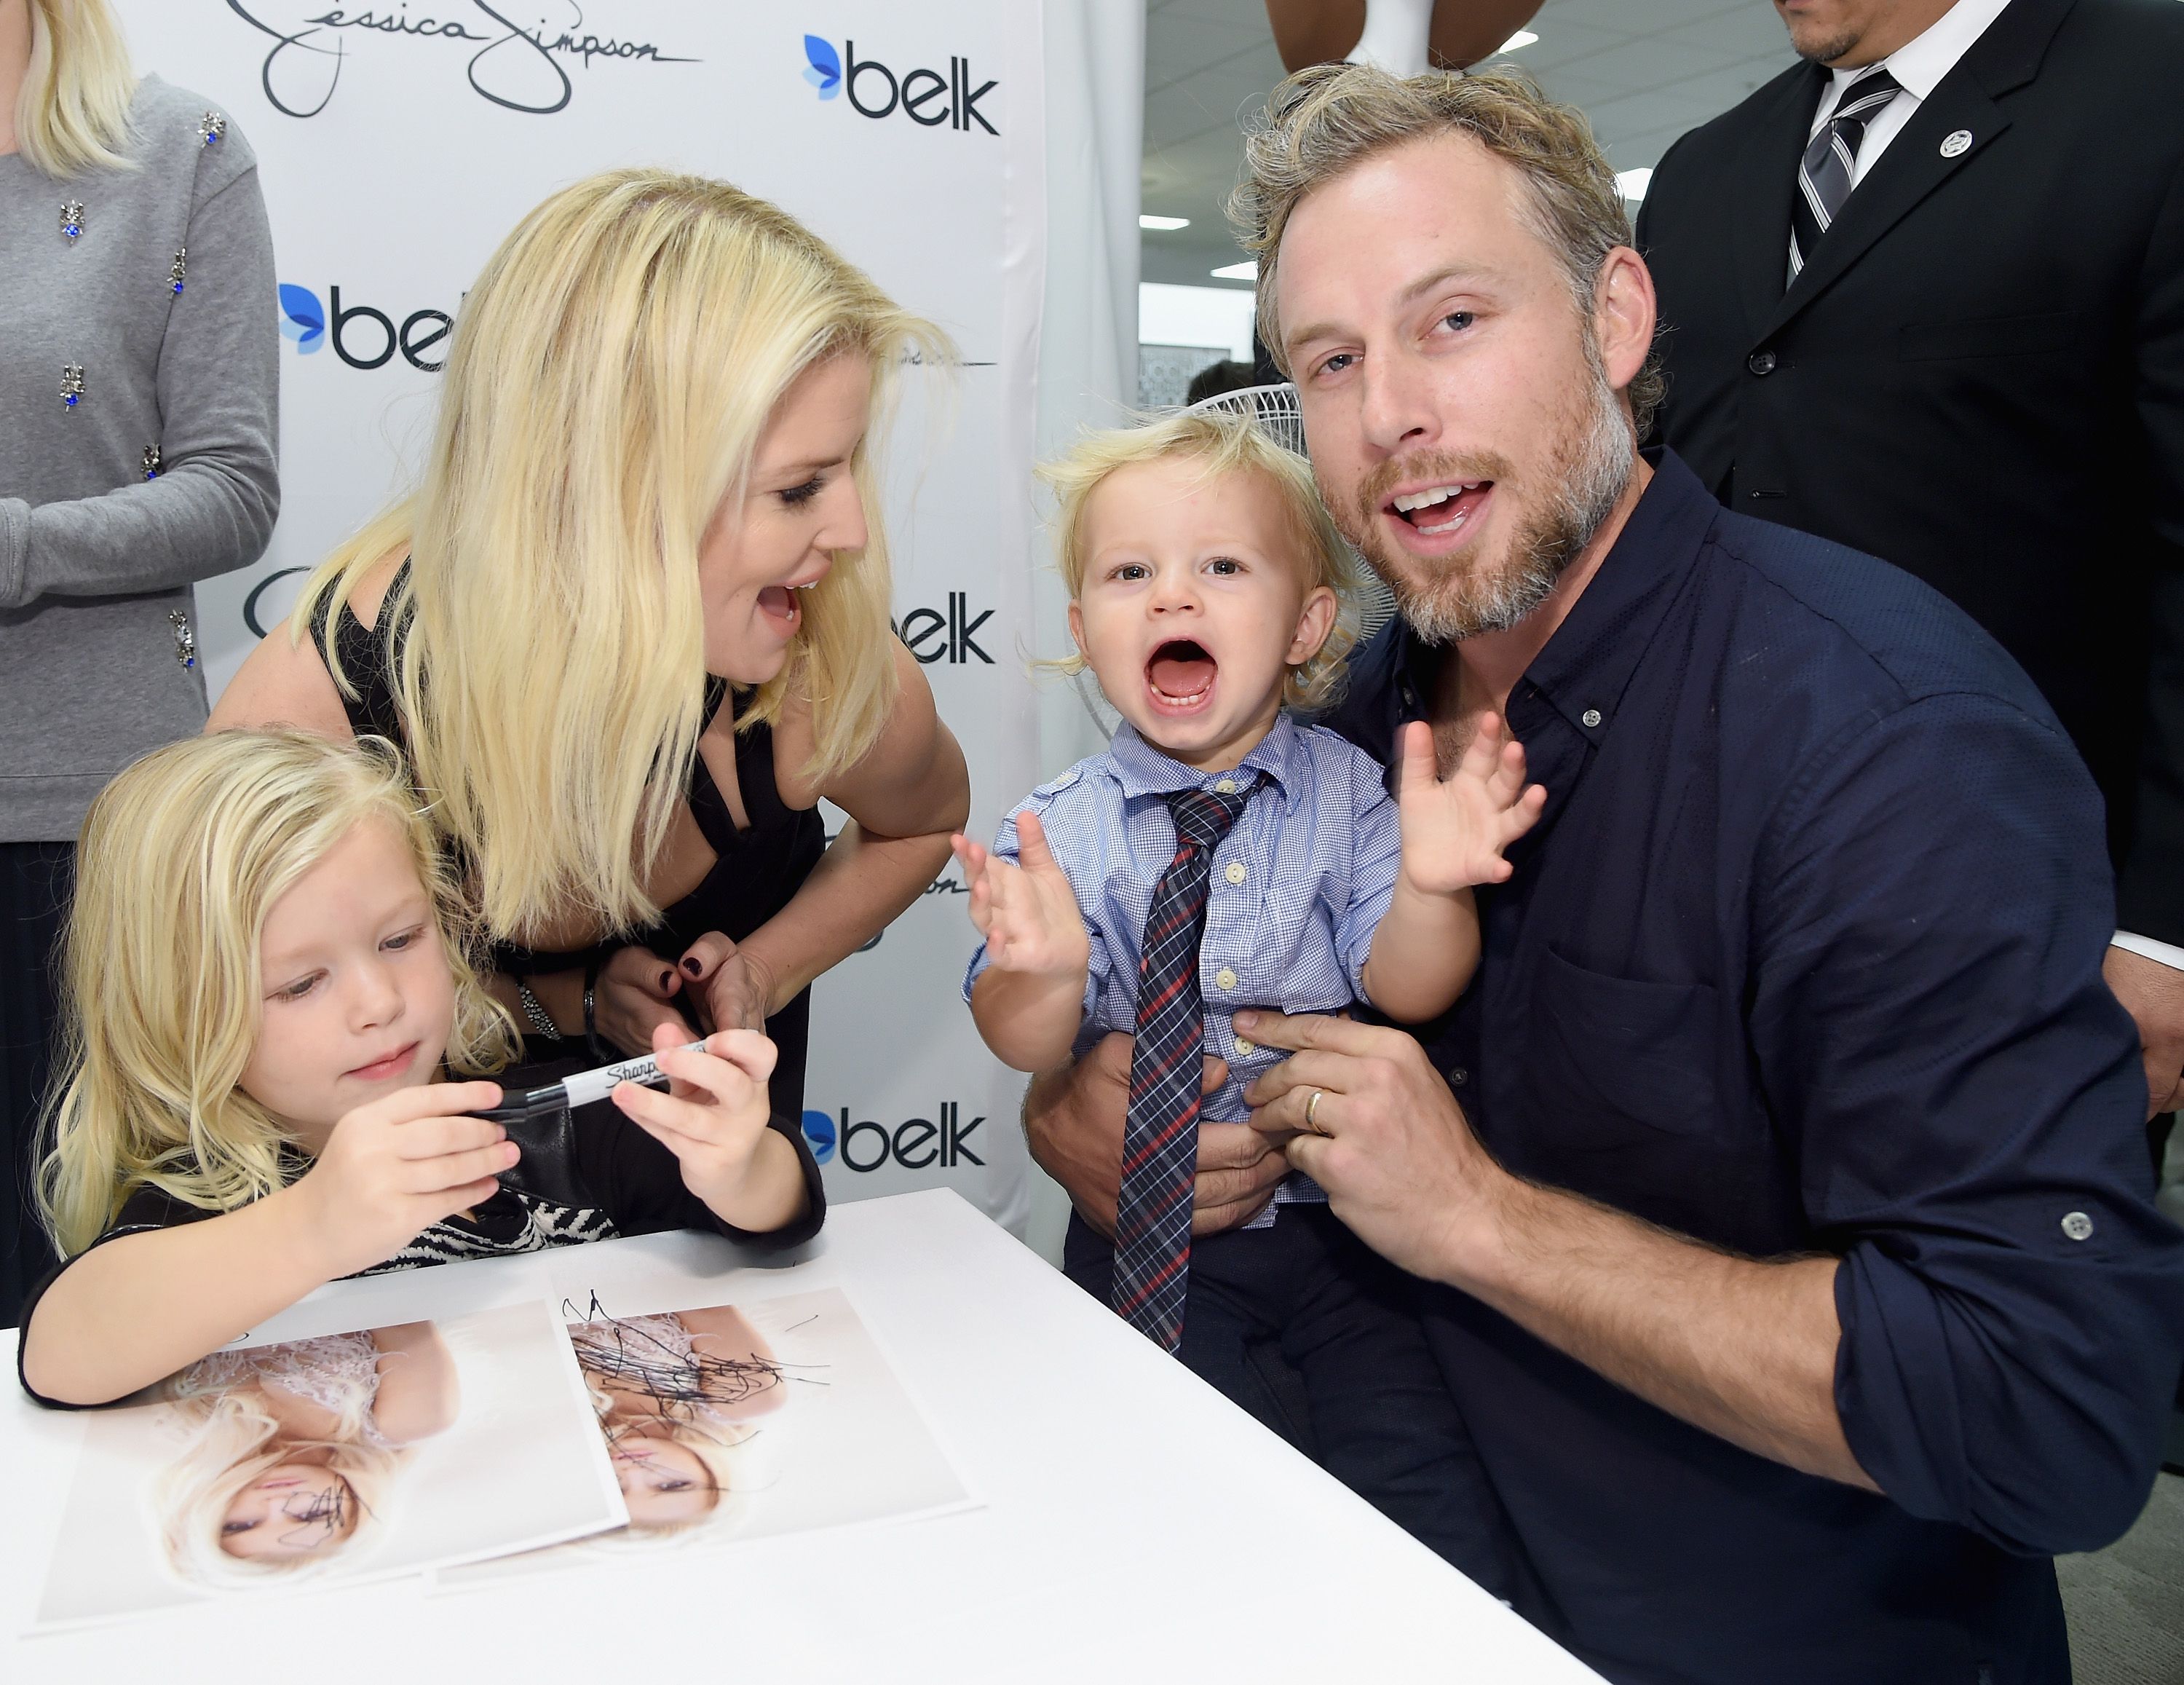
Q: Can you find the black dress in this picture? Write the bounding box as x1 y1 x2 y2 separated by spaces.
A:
308 564 828 1128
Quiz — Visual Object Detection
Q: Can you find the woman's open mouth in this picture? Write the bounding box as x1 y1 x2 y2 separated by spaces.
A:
1147 639 1217 715
1388 479 1494 541
756 584 803 637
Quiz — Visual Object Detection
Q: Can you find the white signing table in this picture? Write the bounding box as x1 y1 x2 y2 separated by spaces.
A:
1 1188 1603 1682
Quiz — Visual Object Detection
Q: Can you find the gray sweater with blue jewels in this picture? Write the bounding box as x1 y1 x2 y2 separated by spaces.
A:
0 75 278 840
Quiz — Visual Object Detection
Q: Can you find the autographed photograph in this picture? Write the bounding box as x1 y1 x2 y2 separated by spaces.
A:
442 1285 975 1585
33 1300 625 1630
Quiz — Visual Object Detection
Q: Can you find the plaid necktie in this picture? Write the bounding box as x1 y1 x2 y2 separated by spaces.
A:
1788 67 1902 284
1112 781 1254 1349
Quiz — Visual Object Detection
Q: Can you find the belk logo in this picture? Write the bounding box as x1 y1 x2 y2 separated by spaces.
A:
277 283 325 353
895 592 994 665
277 284 454 371
815 1102 986 1172
802 35 997 135
802 34 841 98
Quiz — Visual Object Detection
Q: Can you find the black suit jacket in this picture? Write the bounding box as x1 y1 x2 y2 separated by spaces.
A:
1637 0 2184 943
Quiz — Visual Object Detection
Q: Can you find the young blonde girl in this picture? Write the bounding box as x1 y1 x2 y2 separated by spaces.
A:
20 730 815 1412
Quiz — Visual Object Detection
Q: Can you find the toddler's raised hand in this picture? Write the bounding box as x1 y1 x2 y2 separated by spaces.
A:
1394 716 1547 895
288 1082 517 1279
610 1022 779 1212
950 811 1091 980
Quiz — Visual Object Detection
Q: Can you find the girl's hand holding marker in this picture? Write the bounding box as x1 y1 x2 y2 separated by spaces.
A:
288 1082 516 1282
604 1025 782 1215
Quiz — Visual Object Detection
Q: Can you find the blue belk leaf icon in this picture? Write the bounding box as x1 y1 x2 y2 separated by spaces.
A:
277 283 325 354
803 34 841 98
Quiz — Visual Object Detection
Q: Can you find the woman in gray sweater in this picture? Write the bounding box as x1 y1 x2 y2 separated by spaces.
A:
0 0 278 1321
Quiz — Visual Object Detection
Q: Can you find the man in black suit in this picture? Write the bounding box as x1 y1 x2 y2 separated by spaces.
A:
1637 0 2184 1148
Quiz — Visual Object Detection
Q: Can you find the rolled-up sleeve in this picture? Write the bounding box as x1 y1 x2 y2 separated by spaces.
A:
1751 693 2184 1556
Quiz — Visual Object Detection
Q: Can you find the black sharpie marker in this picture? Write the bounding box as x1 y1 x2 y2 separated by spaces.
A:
476 1042 706 1124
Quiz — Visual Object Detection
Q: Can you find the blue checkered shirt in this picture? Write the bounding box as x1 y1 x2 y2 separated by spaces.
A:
964 713 1403 1220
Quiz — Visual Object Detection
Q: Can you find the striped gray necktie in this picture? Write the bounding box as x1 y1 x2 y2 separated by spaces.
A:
1788 67 1902 285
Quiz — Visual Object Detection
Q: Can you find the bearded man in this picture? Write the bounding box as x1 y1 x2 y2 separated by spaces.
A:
1027 64 2184 1685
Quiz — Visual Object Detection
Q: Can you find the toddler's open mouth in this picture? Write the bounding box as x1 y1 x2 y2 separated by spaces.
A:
1147 639 1217 711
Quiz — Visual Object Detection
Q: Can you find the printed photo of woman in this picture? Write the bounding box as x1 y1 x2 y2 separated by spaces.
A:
568 1303 793 1538
157 1322 455 1585
33 1299 628 1630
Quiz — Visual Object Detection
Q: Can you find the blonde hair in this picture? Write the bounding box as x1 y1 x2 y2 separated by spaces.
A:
1231 63 1663 432
293 168 949 942
1042 409 1367 711
38 730 515 1258
15 0 137 178
157 1373 397 1587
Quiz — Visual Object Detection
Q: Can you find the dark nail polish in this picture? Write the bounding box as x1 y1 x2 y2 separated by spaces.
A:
660 970 676 990
682 958 703 976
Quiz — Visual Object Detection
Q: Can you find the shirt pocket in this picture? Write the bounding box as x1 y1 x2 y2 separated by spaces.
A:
1531 944 1719 1142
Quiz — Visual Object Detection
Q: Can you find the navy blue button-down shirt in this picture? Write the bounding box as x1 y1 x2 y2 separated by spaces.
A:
1320 451 2184 1685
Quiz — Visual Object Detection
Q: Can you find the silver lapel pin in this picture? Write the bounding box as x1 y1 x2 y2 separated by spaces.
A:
60 364 84 409
170 248 187 295
197 110 226 147
60 200 84 241
143 445 162 481
1939 130 1973 158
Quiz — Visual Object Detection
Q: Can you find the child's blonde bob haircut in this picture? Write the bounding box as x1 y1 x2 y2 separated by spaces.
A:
1042 409 1367 712
294 168 951 942
38 730 516 1259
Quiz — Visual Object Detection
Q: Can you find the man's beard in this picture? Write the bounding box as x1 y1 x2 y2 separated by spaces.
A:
1345 361 1635 644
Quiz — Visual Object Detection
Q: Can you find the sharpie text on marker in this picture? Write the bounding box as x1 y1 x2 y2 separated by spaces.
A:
478 1042 708 1122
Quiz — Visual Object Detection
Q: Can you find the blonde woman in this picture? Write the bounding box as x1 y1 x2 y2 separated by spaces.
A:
0 0 277 1322
18 732 807 1411
157 1322 454 1585
212 170 971 1144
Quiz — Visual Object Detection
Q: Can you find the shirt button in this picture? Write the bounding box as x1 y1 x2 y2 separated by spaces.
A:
1581 708 1602 728
2060 1211 2094 1242
1214 778 1238 794
1747 349 1777 376
1224 861 1247 885
1214 967 1238 991
1233 1036 1254 1055
1449 1066 1469 1086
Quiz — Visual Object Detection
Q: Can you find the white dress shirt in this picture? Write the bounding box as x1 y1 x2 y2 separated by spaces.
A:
1808 0 2014 186
1807 0 2181 972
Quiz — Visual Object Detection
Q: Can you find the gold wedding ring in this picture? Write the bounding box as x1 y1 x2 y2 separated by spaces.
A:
1305 1089 1326 1134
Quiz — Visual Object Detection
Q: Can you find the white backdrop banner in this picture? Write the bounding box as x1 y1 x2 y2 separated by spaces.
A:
116 1 1048 1232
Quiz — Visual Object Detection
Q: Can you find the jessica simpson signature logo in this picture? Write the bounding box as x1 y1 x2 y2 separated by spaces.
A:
223 1 697 117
